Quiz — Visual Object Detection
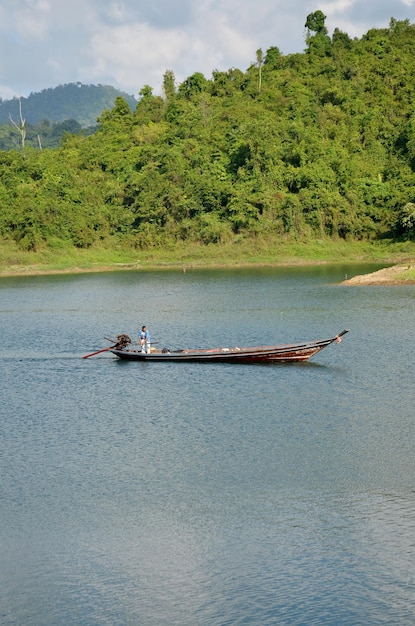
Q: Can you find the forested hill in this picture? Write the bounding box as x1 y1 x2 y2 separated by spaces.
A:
0 83 137 127
1 12 415 253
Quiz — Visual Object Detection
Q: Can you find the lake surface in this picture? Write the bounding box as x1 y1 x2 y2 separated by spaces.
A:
0 265 414 625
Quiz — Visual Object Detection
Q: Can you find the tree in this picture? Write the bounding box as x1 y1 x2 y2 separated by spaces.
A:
264 46 282 69
134 86 164 123
163 70 176 101
256 49 264 92
2 12 415 251
395 202 415 239
178 72 208 99
305 10 331 57
305 10 328 35
9 97 26 153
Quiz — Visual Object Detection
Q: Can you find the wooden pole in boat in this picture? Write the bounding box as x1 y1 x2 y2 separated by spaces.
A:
82 345 116 359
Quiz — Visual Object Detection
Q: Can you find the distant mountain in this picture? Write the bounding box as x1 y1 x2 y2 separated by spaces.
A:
0 83 137 128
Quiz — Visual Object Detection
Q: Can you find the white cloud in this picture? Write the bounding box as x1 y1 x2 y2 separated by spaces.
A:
319 0 358 16
105 2 129 22
0 84 18 100
0 0 415 100
86 23 187 94
12 1 52 42
82 5 257 96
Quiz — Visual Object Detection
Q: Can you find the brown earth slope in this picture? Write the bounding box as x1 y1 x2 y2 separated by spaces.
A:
342 263 415 285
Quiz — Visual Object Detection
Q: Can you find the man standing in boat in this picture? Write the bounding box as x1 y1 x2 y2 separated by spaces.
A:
139 325 151 353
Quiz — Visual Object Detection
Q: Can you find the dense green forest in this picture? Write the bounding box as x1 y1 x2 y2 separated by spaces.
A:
0 83 136 128
0 83 137 151
0 118 97 152
1 12 415 256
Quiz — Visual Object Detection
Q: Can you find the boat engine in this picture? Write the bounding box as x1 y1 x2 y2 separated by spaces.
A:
115 334 131 349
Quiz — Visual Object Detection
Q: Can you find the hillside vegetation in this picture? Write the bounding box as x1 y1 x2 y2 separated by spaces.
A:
0 83 136 127
0 84 137 151
1 12 415 268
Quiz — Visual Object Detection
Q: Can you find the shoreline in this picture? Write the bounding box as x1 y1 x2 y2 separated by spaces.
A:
1 259 415 284
0 260 332 279
0 257 355 278
0 258 377 278
1 238 415 281
341 262 415 285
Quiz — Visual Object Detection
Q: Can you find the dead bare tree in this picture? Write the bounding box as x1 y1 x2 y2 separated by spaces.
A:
9 97 26 152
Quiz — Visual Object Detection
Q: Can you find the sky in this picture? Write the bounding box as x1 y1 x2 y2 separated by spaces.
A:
0 0 414 101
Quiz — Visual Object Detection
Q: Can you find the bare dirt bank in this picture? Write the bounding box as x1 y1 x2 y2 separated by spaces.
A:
0 264 140 278
342 262 415 285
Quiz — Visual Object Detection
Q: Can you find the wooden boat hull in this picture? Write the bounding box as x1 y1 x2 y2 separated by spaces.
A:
110 330 349 363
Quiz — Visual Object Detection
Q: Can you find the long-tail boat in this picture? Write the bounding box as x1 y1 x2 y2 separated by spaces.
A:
83 330 349 363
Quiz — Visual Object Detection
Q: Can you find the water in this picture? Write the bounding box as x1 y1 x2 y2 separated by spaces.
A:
0 265 414 625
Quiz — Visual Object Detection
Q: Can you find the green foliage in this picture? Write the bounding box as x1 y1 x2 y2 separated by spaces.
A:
305 12 332 57
2 15 415 255
163 71 176 101
178 73 209 98
305 10 328 35
0 118 91 151
0 83 136 127
264 46 282 69
395 203 415 240
0 83 135 149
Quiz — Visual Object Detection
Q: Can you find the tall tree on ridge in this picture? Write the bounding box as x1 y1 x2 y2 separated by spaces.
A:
9 97 26 153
